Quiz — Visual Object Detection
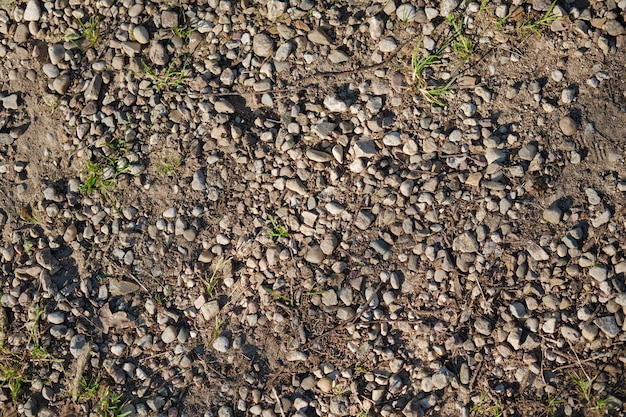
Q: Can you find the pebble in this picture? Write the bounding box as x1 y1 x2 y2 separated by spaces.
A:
527 242 549 261
307 28 332 45
324 96 348 112
594 316 620 338
474 317 493 335
559 116 577 136
253 33 275 57
440 0 459 16
378 37 398 53
453 232 479 253
133 26 150 44
213 336 230 352
543 206 562 224
24 0 41 21
396 4 416 22
162 326 177 343
69 334 89 358
191 170 207 191
560 326 580 341
305 245 324 264
149 42 169 66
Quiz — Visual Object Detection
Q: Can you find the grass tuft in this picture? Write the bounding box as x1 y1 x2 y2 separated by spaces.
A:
66 16 99 51
517 0 560 34
268 215 289 239
142 60 189 92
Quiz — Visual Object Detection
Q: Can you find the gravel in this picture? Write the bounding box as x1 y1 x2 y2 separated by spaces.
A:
0 0 625 416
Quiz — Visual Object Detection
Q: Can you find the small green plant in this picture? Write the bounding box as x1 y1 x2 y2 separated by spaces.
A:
173 24 199 39
268 215 289 238
43 95 61 114
212 317 224 341
517 0 559 34
423 77 456 107
357 410 370 417
479 0 490 13
142 60 189 92
0 361 24 403
447 14 472 61
354 361 368 375
545 395 564 417
333 385 350 395
80 161 117 202
263 287 295 306
156 158 181 174
569 371 596 403
154 292 165 305
28 304 48 360
22 234 36 256
66 16 99 50
77 376 100 401
411 39 445 87
471 392 503 417
205 256 231 298
98 386 130 417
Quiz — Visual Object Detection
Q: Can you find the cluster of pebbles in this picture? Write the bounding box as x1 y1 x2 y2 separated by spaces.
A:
0 0 626 416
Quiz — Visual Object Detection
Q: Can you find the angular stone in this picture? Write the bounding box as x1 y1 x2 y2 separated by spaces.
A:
527 242 549 261
453 231 479 253
594 316 620 338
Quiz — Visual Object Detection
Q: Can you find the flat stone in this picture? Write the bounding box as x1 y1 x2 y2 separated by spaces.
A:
559 116 577 136
48 44 65 65
474 317 492 335
543 206 562 224
253 33 274 57
355 210 375 230
509 302 526 319
305 245 324 264
591 209 611 227
161 325 177 343
109 279 140 296
604 19 625 36
527 242 549 261
353 139 377 158
588 265 607 282
378 37 398 53
594 316 620 338
149 42 169 66
396 4 417 22
69 334 89 358
317 377 332 393
383 132 402 146
191 170 207 191
307 28 332 45
200 300 220 321
440 0 459 16
560 326 580 341
306 149 333 162
160 10 179 28
453 231 479 253
324 96 348 112
133 25 150 44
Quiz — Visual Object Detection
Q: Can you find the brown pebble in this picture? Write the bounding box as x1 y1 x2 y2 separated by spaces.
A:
559 116 577 136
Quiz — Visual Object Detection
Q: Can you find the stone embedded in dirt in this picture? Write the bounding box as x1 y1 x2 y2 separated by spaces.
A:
317 377 332 393
396 4 416 22
109 279 140 296
604 20 625 37
560 325 581 341
559 116 577 136
439 0 459 16
212 336 230 352
69 334 89 358
588 265 608 282
160 10 179 28
379 37 398 53
305 245 324 264
532 0 552 11
149 42 169 66
253 33 274 57
594 316 620 338
453 231 479 254
214 99 235 114
52 74 71 94
474 317 493 335
561 87 576 104
307 28 332 45
133 25 150 44
527 242 549 261
591 209 611 227
543 206 562 224
1 94 18 110
48 44 64 65
191 169 207 191
84 75 102 102
24 0 42 21
162 325 177 343
369 16 384 39
35 248 58 271
323 96 348 112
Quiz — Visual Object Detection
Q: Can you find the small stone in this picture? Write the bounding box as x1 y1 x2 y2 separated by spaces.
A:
133 25 150 44
149 42 169 66
161 326 177 343
378 37 398 53
518 144 537 161
24 0 42 21
588 266 608 282
353 139 377 158
474 317 493 335
453 232 479 253
46 311 65 324
286 351 307 361
42 64 59 78
324 96 348 112
585 188 601 205
615 293 626 306
191 170 207 191
509 302 526 319
317 377 332 393
253 33 274 57
396 4 417 22
440 0 459 16
355 210 375 230
69 334 89 358
561 87 576 104
591 209 611 228
307 28 332 45
214 99 235 114
485 148 506 164
200 300 220 321
542 318 557 334
559 116 577 136
560 326 580 341
161 10 179 28
604 19 625 36
543 206 562 224
527 242 549 261
305 245 324 264
594 316 620 338
431 372 449 389
383 132 402 146
213 336 230 352
1 94 18 110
